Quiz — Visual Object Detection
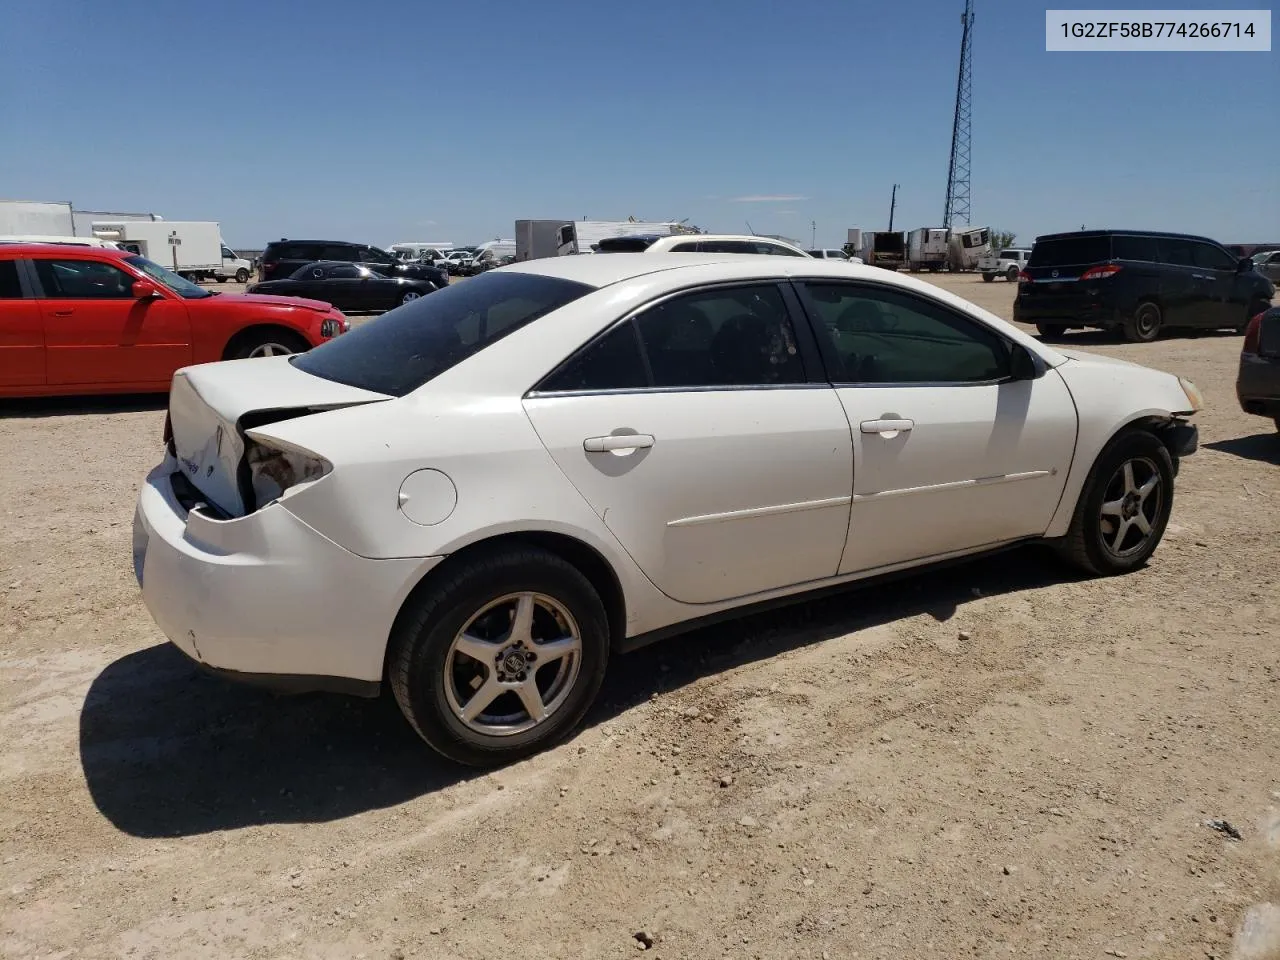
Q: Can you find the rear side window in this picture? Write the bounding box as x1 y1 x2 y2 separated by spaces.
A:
0 260 22 298
1028 236 1111 267
539 284 805 392
1113 236 1160 262
291 272 593 397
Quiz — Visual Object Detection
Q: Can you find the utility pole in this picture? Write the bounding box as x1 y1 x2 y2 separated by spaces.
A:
888 183 899 232
811 221 816 248
943 0 975 230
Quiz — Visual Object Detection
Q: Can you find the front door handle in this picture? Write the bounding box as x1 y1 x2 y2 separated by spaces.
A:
53 309 74 317
860 418 914 436
583 434 655 453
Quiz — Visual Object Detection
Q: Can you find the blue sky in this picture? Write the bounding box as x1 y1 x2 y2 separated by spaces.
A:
2 0 1275 248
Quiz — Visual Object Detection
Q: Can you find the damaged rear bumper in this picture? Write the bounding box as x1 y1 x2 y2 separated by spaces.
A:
133 458 441 690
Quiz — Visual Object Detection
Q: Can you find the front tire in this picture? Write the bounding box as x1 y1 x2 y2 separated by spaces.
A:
1053 429 1175 576
388 546 610 767
228 329 310 359
1006 265 1020 282
981 273 994 283
235 268 250 283
1123 301 1162 342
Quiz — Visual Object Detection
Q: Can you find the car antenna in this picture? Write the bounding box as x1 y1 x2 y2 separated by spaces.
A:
746 220 756 236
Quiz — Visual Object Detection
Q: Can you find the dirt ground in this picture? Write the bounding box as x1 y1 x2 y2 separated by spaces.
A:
2 273 1278 960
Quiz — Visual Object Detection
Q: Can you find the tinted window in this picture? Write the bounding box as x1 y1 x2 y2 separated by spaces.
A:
1027 236 1111 267
327 263 363 279
539 323 648 392
670 241 701 252
277 243 324 261
803 283 1010 384
755 242 805 256
699 240 756 254
292 264 324 279
361 247 397 265
1192 242 1235 271
596 236 657 252
1159 237 1196 267
34 259 135 298
1112 236 1160 262
0 261 22 298
316 244 355 261
292 272 593 397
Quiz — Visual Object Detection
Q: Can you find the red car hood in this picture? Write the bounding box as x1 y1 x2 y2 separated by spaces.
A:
199 292 336 313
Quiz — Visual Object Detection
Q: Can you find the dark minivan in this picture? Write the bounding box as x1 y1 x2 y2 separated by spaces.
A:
1014 230 1274 343
259 240 448 287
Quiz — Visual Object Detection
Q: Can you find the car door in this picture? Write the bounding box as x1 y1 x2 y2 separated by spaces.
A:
1192 240 1242 328
1262 252 1280 283
1156 237 1210 327
320 263 368 310
523 282 854 605
0 258 44 388
794 281 1076 575
31 256 192 387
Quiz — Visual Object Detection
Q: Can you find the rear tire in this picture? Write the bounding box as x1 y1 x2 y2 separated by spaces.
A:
388 546 610 766
981 273 994 283
228 329 310 360
1052 429 1175 576
1036 323 1066 340
1123 301 1162 343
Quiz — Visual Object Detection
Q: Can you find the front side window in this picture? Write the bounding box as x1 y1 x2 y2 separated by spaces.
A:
1159 237 1196 267
802 283 1011 384
1192 242 1235 271
1113 236 1161 262
35 259 136 299
292 272 594 397
539 284 805 392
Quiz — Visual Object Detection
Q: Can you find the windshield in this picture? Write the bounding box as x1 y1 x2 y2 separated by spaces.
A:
999 249 1025 259
126 255 212 298
1252 251 1272 263
291 271 594 397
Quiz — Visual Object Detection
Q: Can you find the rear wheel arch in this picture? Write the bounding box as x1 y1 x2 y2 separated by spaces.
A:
382 530 627 681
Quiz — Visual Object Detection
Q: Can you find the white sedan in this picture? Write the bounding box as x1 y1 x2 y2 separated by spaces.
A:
133 254 1202 765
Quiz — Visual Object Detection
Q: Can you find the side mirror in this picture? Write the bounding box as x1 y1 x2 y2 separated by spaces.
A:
1237 257 1255 273
1010 342 1041 380
132 280 160 298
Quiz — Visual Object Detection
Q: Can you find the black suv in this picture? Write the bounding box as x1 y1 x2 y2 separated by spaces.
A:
259 240 448 288
1014 230 1274 343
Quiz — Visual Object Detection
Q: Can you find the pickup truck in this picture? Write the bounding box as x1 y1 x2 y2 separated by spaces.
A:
979 248 1032 282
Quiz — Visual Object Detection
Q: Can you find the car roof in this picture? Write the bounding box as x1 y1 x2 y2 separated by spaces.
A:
0 243 130 260
1034 229 1222 244
268 239 362 247
500 251 911 287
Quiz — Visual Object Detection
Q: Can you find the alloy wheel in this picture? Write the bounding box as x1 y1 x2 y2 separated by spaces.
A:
1098 456 1163 558
246 342 294 358
443 592 583 737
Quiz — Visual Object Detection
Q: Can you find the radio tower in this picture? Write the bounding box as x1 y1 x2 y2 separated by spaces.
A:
943 0 975 229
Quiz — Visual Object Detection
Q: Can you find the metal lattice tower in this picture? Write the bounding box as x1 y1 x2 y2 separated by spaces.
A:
943 0 975 229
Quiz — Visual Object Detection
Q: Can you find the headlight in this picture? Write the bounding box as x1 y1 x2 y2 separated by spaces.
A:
1178 377 1204 412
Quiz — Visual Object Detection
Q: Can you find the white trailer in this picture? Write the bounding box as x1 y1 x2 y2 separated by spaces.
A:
72 209 160 238
0 200 75 236
91 220 248 282
907 227 950 272
947 226 992 271
517 219 684 260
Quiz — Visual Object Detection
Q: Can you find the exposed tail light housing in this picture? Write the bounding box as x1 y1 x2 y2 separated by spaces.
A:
1080 264 1123 282
244 437 331 510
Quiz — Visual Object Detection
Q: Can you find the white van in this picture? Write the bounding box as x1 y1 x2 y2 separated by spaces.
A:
388 242 453 263
0 234 121 249
472 239 516 263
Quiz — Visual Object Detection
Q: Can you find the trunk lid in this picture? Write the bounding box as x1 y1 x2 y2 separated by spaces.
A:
168 357 389 517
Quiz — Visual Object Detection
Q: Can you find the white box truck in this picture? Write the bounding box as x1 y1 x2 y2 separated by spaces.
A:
947 226 992 271
0 200 75 236
91 220 251 282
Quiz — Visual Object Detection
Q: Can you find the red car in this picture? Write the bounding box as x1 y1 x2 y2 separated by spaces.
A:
0 244 348 398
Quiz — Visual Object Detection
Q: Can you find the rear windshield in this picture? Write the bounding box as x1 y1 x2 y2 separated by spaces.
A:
1028 236 1111 267
291 272 593 397
596 236 656 252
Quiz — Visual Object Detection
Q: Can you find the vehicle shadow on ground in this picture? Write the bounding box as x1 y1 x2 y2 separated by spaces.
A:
80 547 1076 838
1205 433 1280 465
0 394 166 419
1035 329 1240 346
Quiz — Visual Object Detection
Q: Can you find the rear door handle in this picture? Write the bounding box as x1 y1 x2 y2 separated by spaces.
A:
583 434 655 453
53 310 74 317
860 418 914 436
